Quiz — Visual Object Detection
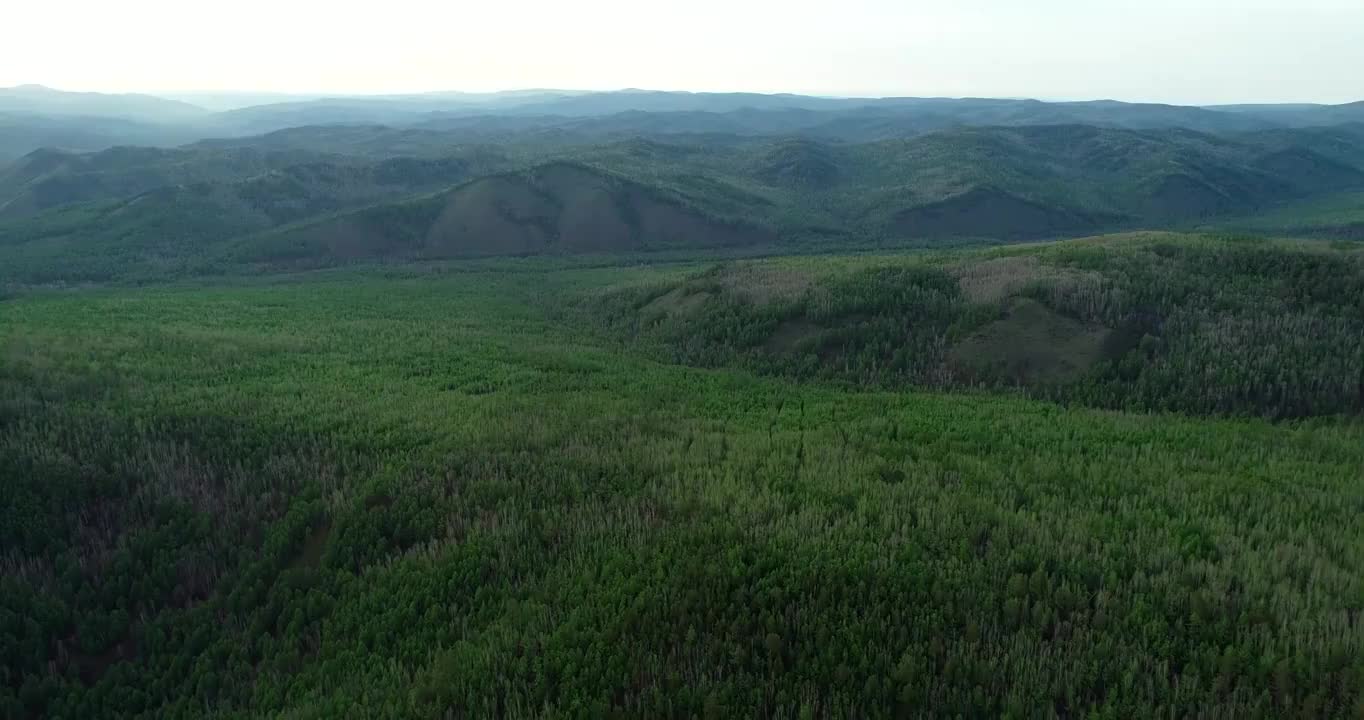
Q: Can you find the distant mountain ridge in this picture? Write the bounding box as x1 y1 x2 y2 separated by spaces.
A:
4 85 1364 163
0 84 207 121
3 85 1364 285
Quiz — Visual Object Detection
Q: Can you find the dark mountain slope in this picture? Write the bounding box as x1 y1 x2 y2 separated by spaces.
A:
1249 147 1364 194
824 125 1364 231
0 156 488 282
189 124 515 159
241 162 775 266
752 140 843 189
0 145 341 218
0 112 207 166
1211 101 1364 128
890 186 1114 240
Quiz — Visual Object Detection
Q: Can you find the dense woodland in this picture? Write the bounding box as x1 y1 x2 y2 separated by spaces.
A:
3 234 1364 718
595 233 1364 419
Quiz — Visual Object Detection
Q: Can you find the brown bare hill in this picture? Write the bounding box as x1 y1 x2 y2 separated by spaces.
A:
244 162 775 266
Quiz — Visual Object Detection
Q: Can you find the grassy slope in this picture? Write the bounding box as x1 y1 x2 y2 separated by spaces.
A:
2 235 1363 717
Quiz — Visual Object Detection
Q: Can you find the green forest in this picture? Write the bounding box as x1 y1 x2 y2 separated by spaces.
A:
3 232 1363 718
594 233 1364 418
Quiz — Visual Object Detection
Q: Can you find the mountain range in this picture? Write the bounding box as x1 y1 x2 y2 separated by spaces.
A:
5 84 1364 162
2 85 1363 285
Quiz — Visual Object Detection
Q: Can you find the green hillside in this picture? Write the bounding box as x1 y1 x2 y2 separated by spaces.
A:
591 233 1364 419
0 113 206 167
236 162 776 268
2 232 1362 718
0 146 340 219
1216 189 1364 239
0 154 506 283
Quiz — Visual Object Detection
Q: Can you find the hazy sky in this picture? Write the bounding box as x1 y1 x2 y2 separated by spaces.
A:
4 0 1363 104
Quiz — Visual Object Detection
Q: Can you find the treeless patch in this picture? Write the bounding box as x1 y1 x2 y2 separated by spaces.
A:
948 297 1109 385
641 287 713 321
717 264 815 306
951 255 1103 304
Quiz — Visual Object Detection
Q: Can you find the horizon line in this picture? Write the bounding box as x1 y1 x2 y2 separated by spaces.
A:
2 82 1358 108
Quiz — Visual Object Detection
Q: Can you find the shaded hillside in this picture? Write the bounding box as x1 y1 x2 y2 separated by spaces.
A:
0 112 206 166
1214 189 1364 240
189 124 519 159
821 125 1364 231
243 162 775 266
0 156 488 283
752 139 842 189
530 125 1364 239
592 233 1364 418
1212 101 1364 128
0 145 341 218
889 187 1116 240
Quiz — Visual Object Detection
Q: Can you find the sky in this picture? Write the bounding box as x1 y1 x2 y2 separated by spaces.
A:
3 0 1363 105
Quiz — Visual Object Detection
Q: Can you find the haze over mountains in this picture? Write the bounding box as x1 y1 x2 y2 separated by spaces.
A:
5 84 1364 159
2 84 1363 284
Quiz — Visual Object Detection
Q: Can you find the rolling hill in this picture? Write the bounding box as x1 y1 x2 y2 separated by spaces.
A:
3 122 1364 284
0 145 345 219
238 162 775 267
592 232 1364 418
0 112 207 167
1210 101 1364 127
0 154 501 282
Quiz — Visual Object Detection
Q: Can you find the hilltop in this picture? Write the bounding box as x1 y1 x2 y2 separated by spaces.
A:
591 232 1364 419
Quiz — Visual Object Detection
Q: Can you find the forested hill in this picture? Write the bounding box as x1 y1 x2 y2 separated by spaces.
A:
591 232 1364 419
